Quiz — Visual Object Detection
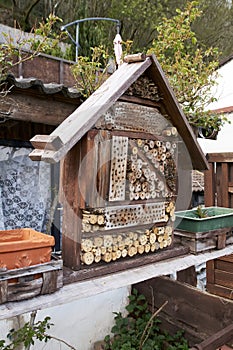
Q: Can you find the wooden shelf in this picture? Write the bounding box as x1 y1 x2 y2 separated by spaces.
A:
1 245 233 320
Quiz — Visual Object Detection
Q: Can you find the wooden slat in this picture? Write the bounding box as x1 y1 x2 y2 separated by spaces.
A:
0 260 63 281
215 269 233 289
207 153 233 163
204 163 215 206
215 259 233 273
176 265 197 286
190 324 233 350
1 91 78 126
135 276 233 346
219 254 233 263
206 260 215 283
61 142 83 269
206 283 233 300
219 163 229 206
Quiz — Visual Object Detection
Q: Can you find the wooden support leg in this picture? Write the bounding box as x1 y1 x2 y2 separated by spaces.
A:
176 265 197 287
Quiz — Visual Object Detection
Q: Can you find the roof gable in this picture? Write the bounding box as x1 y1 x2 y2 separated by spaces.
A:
29 54 208 170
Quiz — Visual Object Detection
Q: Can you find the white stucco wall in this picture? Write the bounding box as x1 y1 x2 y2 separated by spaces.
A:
198 58 233 154
0 286 130 350
208 58 233 110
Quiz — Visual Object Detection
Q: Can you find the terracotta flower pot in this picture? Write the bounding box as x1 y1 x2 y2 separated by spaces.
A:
0 228 55 270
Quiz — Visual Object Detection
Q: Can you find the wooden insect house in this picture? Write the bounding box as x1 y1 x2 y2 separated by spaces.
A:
30 54 208 278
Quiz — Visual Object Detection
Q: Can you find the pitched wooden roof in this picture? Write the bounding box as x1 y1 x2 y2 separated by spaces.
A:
29 54 208 170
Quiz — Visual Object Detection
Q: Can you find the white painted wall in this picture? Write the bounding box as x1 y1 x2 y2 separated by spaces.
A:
198 58 233 154
208 58 233 110
0 287 130 350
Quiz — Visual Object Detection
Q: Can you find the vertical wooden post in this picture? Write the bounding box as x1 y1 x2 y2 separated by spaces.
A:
204 162 215 206
177 266 197 287
60 142 83 270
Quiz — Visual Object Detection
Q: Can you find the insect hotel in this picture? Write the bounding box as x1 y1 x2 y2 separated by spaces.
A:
30 54 208 278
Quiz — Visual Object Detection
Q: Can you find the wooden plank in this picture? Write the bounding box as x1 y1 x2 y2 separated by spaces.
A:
1 245 233 320
204 163 215 206
206 260 215 284
217 232 227 249
207 153 233 163
119 94 161 108
41 270 60 294
135 276 233 345
219 163 229 207
219 254 233 263
61 142 83 269
1 91 78 125
215 259 233 273
215 269 233 289
176 265 197 286
30 135 64 151
64 245 188 283
35 59 152 163
0 260 63 281
206 283 233 300
0 281 8 304
7 278 43 302
190 324 233 350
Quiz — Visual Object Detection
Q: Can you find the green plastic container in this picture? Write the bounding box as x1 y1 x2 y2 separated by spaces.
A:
175 206 233 233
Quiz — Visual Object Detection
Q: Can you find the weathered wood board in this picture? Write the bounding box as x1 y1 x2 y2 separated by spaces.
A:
174 228 233 254
134 276 233 347
0 259 63 304
206 253 233 300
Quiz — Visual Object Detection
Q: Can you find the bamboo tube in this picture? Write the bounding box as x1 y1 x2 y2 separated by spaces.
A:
137 245 145 254
81 239 93 252
103 235 113 247
101 246 107 255
94 237 103 247
89 214 98 224
82 252 94 265
145 244 151 253
112 252 117 261
149 233 156 244
116 250 122 259
102 252 112 263
97 215 105 225
121 248 128 257
139 234 147 245
94 255 101 263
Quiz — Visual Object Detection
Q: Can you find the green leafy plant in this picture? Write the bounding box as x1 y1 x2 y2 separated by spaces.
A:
0 13 70 82
0 315 77 350
104 288 189 350
195 205 209 218
148 0 229 132
71 45 110 98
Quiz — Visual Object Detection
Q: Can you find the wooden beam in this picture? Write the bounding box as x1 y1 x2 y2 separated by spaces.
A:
1 91 79 126
30 59 152 163
206 153 233 163
190 324 233 350
30 135 64 151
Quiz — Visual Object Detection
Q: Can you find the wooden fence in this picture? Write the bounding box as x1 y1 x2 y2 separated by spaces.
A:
204 153 233 207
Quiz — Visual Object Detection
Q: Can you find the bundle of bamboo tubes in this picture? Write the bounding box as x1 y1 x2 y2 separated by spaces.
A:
81 221 174 265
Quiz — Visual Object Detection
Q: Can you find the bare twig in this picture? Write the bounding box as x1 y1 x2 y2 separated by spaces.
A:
139 300 168 350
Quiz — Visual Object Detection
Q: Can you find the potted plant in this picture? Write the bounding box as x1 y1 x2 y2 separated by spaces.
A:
174 206 233 253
